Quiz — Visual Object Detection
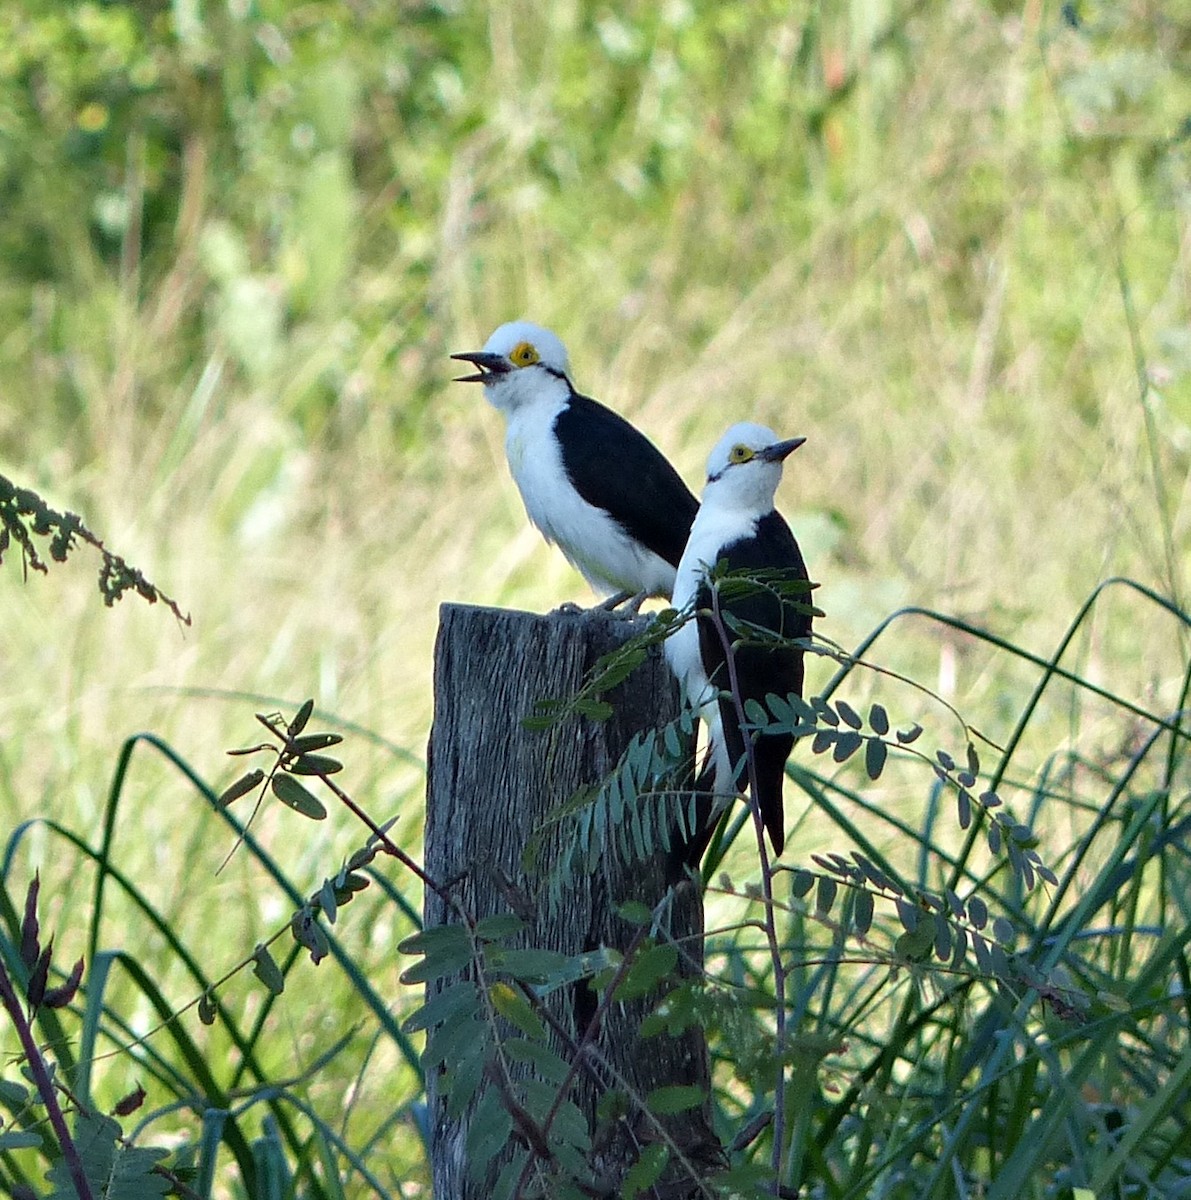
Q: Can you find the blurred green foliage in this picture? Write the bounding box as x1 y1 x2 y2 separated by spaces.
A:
5 1 1184 449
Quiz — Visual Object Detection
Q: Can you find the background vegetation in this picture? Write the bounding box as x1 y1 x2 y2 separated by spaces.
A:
1 1 1189 1196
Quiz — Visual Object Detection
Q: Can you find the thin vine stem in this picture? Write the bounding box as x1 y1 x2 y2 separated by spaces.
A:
706 584 789 1182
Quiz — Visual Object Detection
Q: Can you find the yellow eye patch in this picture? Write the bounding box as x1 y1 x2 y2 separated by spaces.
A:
509 341 541 367
728 444 754 464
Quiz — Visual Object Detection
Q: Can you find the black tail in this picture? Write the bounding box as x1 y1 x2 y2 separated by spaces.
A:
666 731 794 883
752 732 792 857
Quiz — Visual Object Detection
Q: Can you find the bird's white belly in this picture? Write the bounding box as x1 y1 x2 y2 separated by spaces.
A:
506 414 674 596
666 503 761 795
667 504 758 690
663 603 706 703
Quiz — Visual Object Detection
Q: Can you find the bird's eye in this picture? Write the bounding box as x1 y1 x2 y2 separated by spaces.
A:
510 342 541 367
728 444 754 464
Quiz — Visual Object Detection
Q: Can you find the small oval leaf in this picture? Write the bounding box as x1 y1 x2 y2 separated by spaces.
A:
403 980 480 1035
865 737 887 780
218 769 265 808
488 981 546 1039
487 946 572 984
622 1143 669 1200
988 821 1003 855
291 732 343 753
972 931 993 974
252 944 285 995
288 754 343 776
272 774 327 820
294 911 331 965
288 699 315 737
617 901 654 926
853 888 874 935
932 915 952 962
474 914 526 942
950 927 968 969
895 925 933 961
1019 855 1036 891
398 925 474 984
614 943 678 1002
832 731 863 762
318 879 338 925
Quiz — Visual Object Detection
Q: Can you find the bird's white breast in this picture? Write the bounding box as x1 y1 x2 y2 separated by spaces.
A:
665 502 760 704
665 501 762 797
504 399 670 596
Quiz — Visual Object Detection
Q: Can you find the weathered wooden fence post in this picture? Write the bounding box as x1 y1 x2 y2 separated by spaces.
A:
424 603 721 1198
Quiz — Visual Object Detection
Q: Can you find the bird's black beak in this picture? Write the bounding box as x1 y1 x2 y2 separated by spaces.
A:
759 436 807 462
450 351 511 384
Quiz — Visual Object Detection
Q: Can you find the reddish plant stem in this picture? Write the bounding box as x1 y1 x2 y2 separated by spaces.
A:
0 959 96 1200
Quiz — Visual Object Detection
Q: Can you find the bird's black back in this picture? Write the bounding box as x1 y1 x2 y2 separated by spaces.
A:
696 511 812 855
553 392 698 567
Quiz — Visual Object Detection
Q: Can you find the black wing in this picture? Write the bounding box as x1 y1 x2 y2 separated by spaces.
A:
696 511 812 855
554 393 698 567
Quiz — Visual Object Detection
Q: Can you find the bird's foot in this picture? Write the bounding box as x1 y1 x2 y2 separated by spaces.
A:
597 590 633 611
553 592 649 617
599 590 648 617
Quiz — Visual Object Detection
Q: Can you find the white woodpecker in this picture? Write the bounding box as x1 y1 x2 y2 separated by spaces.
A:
666 421 813 864
452 321 698 608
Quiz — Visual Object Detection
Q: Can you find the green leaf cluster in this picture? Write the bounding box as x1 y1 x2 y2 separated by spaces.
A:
400 917 602 1198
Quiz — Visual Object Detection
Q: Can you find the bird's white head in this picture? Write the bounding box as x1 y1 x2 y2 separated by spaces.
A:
702 421 806 513
451 321 572 413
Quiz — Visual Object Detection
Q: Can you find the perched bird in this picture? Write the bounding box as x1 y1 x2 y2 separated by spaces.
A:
452 321 698 608
665 422 813 864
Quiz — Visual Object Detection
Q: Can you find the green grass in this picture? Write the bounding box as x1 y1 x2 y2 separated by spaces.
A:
1 2 1190 1196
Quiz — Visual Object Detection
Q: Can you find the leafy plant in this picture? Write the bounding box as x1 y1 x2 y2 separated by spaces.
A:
0 708 425 1199
496 565 1191 1196
0 475 188 622
0 874 189 1200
